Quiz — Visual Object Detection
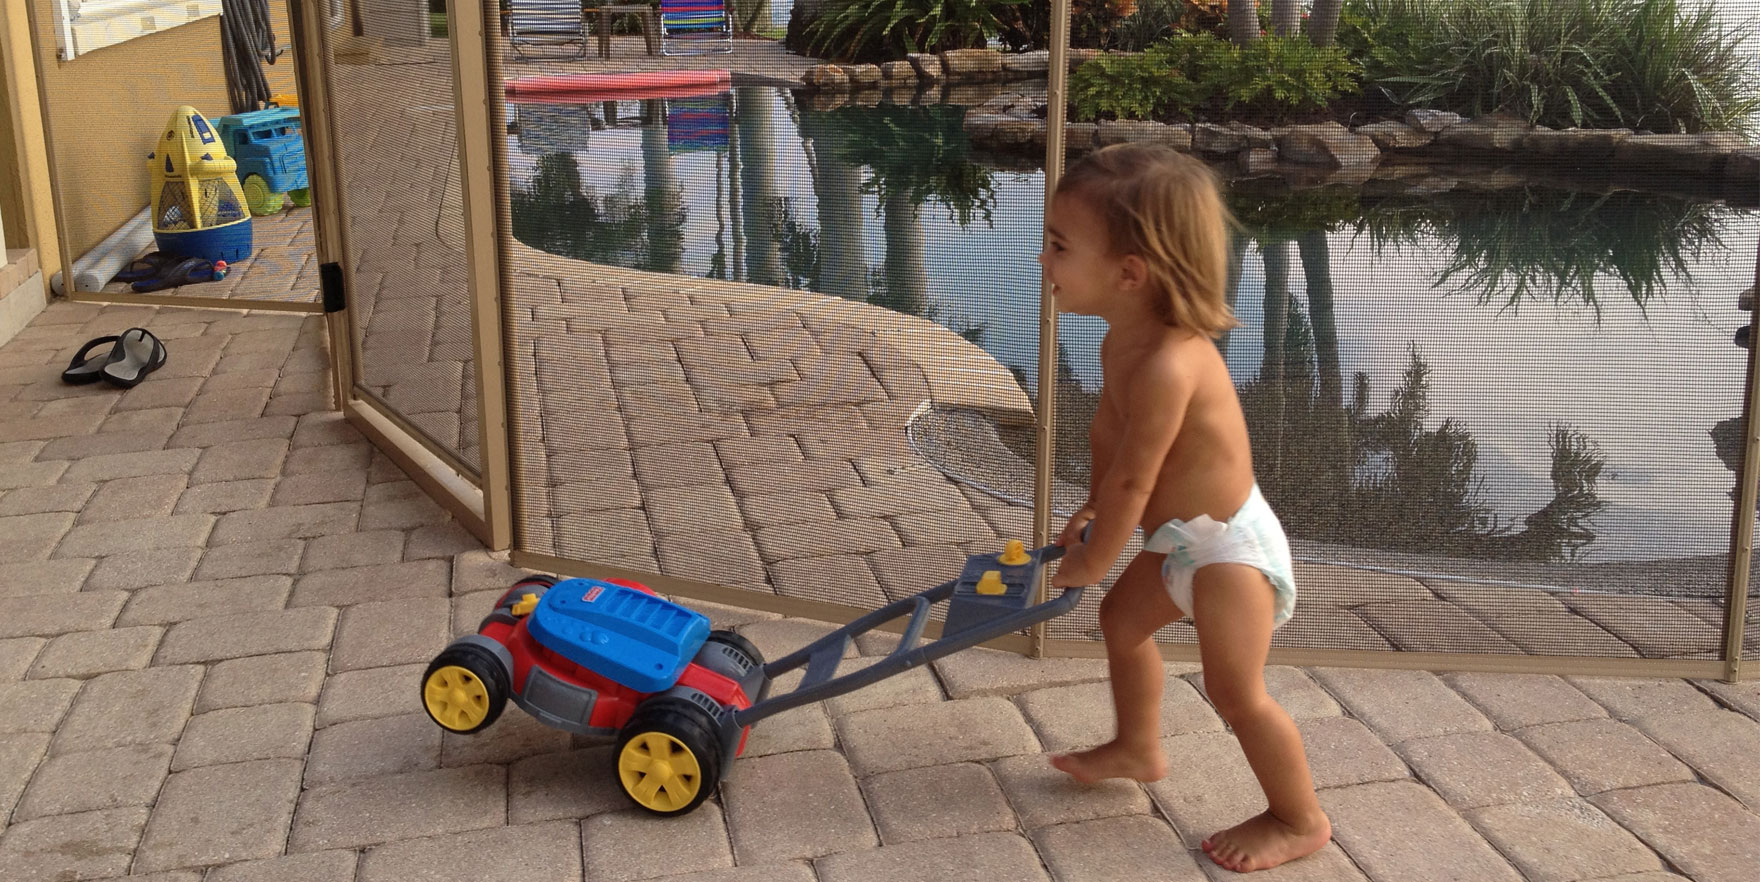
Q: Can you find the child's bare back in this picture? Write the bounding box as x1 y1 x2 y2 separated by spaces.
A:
1094 325 1259 535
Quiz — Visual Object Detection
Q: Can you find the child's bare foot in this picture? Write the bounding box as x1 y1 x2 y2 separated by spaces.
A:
1202 810 1331 873
1048 740 1168 784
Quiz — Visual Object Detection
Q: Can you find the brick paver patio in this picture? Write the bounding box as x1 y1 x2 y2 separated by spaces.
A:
2 299 1758 881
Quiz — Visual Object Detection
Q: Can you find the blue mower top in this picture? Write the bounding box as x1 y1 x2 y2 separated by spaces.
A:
526 578 711 693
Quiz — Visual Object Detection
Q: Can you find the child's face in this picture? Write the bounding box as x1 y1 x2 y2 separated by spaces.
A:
1040 192 1120 317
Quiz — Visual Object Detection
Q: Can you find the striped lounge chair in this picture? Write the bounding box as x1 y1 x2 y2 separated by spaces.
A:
660 0 732 55
508 0 589 60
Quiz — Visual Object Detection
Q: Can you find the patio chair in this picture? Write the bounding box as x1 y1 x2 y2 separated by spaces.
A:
508 0 589 60
659 0 733 56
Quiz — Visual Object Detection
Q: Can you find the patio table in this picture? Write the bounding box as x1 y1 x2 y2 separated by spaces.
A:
587 4 660 57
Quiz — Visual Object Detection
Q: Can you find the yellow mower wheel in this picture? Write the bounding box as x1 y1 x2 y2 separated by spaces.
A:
420 643 508 734
615 697 724 815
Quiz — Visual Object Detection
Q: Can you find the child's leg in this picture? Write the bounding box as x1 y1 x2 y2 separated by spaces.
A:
1050 552 1179 784
1190 563 1330 873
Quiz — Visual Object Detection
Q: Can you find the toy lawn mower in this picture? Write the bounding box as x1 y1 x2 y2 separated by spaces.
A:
420 539 1082 815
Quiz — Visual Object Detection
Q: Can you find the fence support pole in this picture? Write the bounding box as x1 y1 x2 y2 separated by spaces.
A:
1723 238 1760 682
1031 0 1071 660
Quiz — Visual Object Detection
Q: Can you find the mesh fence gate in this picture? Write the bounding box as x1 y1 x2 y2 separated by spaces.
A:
293 0 1760 677
485 0 1760 677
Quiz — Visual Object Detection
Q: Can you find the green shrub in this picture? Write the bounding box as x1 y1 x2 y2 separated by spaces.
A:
1069 32 1359 123
1069 43 1209 121
1344 0 1758 134
800 0 1024 64
1218 36 1361 117
997 0 1194 54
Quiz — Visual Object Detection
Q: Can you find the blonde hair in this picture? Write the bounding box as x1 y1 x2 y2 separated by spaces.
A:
1056 143 1239 337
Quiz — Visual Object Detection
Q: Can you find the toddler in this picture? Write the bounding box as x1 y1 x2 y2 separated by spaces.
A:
1043 143 1330 873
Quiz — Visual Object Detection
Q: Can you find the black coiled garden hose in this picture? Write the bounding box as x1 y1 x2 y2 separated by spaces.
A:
221 0 281 114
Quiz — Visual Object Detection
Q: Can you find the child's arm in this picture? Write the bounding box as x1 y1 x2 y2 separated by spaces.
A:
1052 354 1192 587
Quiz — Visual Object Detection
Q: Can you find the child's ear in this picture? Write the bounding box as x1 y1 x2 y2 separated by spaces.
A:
1118 254 1149 292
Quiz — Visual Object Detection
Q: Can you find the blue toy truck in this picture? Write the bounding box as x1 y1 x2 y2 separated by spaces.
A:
421 540 1084 815
215 107 309 216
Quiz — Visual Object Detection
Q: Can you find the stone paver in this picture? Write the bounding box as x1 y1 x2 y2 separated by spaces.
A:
932 647 1110 699
0 806 149 882
1631 709 1760 809
1516 717 1695 796
304 713 440 787
1019 674 1221 753
13 742 172 820
722 750 875 864
1147 730 1263 849
1466 798 1663 882
440 711 571 767
316 662 425 726
1593 783 1760 882
330 597 449 672
28 626 161 678
1567 676 1719 719
0 590 126 638
815 831 1051 882
290 764 506 852
1441 671 1607 730
1308 668 1492 743
206 850 358 882
289 560 450 607
197 651 327 712
1299 716 1411 790
359 822 584 882
1033 814 1208 882
1398 730 1574 808
0 679 80 734
0 732 49 818
863 762 1014 844
156 606 336 664
508 746 627 824
991 752 1152 829
134 759 304 872
837 697 1042 775
117 575 293 626
173 702 315 769
583 807 733 882
85 548 203 591
51 665 202 754
1322 780 1524 882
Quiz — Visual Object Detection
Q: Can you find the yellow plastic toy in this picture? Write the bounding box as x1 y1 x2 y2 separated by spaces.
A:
149 106 253 263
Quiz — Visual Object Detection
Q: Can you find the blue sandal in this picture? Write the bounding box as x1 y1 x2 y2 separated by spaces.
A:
131 257 217 293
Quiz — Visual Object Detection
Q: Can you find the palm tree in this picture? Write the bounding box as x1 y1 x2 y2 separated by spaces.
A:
734 87 785 287
1228 0 1259 44
799 110 868 300
875 189 930 318
1259 239 1293 486
1308 0 1344 46
1270 0 1300 36
640 100 684 274
1296 230 1341 408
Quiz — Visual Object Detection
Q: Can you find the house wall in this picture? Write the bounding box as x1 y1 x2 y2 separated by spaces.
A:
0 0 57 274
26 0 300 263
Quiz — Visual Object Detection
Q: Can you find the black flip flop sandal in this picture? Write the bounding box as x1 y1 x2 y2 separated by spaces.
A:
99 328 168 389
60 335 121 385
